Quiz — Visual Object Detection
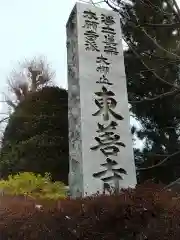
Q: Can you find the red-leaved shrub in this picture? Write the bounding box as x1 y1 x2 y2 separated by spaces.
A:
0 183 180 239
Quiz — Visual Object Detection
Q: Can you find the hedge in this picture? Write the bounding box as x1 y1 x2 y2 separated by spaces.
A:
0 183 180 239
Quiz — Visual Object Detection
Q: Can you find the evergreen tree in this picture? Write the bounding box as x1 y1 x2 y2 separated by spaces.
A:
0 86 69 184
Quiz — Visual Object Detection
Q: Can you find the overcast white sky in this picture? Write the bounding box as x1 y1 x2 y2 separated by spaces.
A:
0 0 77 91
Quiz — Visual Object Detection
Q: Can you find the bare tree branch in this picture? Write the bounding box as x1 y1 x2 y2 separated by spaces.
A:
140 0 178 16
129 89 179 103
137 150 180 171
5 56 55 110
104 0 119 12
141 22 180 28
0 117 9 125
140 27 180 60
172 0 180 19
163 176 180 190
125 39 180 90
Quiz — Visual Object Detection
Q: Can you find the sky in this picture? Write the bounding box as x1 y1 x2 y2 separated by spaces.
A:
0 0 77 91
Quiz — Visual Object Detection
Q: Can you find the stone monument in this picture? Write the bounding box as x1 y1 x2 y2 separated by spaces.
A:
66 2 137 197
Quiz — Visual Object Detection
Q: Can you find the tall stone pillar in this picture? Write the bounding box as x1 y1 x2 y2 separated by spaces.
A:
66 2 137 197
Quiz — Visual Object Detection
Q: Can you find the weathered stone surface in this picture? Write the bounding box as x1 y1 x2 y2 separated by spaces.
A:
67 2 136 197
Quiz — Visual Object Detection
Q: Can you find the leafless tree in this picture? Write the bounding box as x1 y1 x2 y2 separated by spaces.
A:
4 56 55 110
0 57 55 142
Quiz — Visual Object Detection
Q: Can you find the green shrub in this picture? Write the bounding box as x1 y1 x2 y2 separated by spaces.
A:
0 172 66 200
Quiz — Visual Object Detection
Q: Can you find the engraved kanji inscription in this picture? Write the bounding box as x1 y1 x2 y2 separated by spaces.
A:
102 26 118 55
101 14 115 26
84 30 100 52
96 121 118 133
96 54 112 85
91 130 125 157
96 54 110 65
96 74 113 85
83 9 100 52
93 158 127 181
92 86 123 121
102 26 116 35
103 36 118 55
96 54 110 74
101 15 119 55
83 20 99 31
83 10 99 30
83 10 98 20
